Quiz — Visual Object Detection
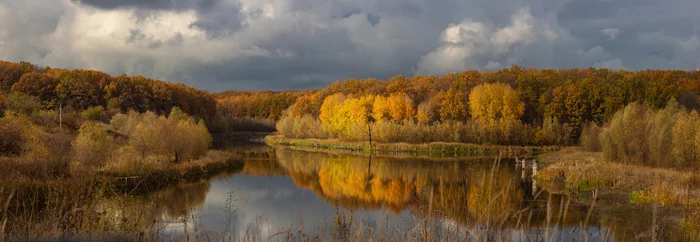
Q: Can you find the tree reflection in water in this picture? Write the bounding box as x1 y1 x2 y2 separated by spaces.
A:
2 146 699 241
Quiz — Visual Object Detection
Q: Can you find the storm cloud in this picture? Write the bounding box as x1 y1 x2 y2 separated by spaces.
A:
1 0 699 91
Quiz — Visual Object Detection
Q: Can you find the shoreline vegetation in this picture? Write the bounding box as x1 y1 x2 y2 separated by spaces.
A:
537 148 700 206
265 135 558 158
2 61 700 240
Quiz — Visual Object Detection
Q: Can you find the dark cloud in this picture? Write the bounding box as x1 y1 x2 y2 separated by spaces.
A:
2 0 700 91
76 0 245 38
71 0 217 11
188 0 244 38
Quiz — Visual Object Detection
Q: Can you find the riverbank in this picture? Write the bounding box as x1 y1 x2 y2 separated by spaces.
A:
536 148 700 206
265 135 558 159
104 150 245 193
0 150 245 194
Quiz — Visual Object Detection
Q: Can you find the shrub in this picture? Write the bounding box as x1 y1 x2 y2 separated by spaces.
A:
600 99 700 169
600 102 651 165
4 93 41 114
538 117 572 146
0 112 25 155
579 122 602 152
0 112 58 161
0 92 5 115
671 111 699 167
277 115 327 139
0 113 71 176
71 121 114 171
81 106 107 121
111 107 212 163
102 146 166 175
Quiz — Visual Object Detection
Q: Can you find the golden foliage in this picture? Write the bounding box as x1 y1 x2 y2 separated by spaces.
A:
387 93 415 122
469 82 524 124
435 88 467 121
112 107 212 163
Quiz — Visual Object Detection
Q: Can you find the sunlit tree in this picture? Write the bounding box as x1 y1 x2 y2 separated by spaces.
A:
469 83 525 123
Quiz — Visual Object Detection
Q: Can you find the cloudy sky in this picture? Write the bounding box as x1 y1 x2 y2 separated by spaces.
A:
1 0 699 91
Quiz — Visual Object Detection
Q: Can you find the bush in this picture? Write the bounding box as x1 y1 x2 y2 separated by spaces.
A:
277 115 328 139
4 93 41 114
599 99 700 169
0 112 68 176
537 117 572 146
600 102 651 165
102 146 166 175
110 107 212 163
0 92 5 116
579 122 602 152
71 121 114 171
0 112 25 155
81 106 107 121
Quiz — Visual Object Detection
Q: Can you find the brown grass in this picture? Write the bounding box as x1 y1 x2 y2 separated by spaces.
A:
537 148 700 205
265 135 558 159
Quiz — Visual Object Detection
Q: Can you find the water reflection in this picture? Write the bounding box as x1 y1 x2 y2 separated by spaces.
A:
4 145 698 241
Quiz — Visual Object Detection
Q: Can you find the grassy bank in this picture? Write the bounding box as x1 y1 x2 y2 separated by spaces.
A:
102 150 245 193
265 135 557 158
1 150 244 194
536 148 700 206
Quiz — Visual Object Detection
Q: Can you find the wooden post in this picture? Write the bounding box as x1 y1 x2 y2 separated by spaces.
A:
532 159 538 177
532 175 538 196
59 103 62 129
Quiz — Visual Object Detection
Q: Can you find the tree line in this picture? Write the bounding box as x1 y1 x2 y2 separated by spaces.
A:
5 59 700 143
218 68 700 130
0 60 216 123
242 67 696 145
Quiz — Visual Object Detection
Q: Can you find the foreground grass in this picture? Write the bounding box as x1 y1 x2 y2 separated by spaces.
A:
0 150 244 194
103 150 245 193
536 148 700 206
265 135 557 159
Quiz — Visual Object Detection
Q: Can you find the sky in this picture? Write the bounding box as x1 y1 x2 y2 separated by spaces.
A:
1 0 699 91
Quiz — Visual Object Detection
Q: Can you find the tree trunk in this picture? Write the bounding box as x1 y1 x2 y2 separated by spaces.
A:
367 123 372 154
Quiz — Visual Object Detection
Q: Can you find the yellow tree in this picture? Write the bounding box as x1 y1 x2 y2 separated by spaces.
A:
387 93 415 122
372 96 391 122
338 95 374 138
435 88 467 121
319 93 347 137
416 101 436 124
469 83 525 123
320 94 375 139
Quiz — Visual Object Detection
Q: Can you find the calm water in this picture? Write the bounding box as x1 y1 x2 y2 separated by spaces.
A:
152 144 623 241
8 143 693 241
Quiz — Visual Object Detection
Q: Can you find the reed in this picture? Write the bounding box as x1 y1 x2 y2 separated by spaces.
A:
265 135 558 159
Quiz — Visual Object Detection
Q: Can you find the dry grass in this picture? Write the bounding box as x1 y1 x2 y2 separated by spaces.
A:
265 135 558 159
537 148 700 205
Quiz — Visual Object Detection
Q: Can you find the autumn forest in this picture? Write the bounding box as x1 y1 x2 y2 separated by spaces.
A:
4 59 700 144
4 57 700 240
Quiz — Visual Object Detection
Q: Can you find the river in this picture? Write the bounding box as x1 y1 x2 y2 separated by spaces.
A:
4 142 695 241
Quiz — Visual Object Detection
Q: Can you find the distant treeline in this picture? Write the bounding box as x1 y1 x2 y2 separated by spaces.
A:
0 60 279 132
5 60 700 139
0 61 216 120
217 66 700 144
